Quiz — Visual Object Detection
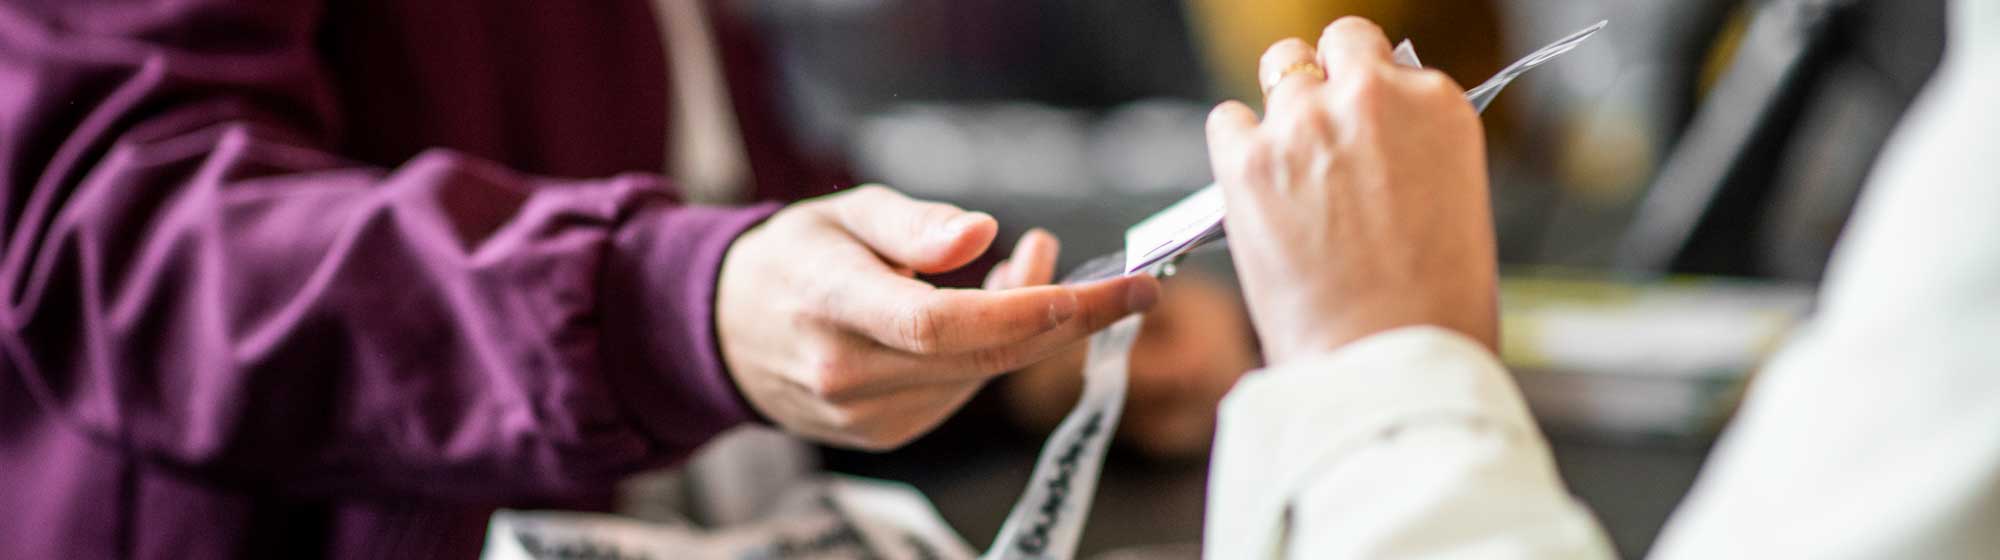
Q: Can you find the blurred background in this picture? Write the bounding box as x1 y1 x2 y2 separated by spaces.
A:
691 0 1945 557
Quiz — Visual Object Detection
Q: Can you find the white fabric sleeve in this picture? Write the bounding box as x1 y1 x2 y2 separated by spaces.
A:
1204 326 1615 559
1651 2 2000 557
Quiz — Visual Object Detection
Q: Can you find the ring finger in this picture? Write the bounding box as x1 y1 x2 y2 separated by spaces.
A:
1259 38 1324 102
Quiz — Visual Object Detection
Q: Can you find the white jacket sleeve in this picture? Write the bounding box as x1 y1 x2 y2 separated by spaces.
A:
1204 326 1616 559
1651 2 2000 557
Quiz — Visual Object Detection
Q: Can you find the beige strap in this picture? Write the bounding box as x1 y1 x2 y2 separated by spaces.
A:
652 0 753 204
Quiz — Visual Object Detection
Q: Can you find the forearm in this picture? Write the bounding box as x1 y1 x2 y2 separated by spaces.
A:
2 130 774 499
1206 327 1614 559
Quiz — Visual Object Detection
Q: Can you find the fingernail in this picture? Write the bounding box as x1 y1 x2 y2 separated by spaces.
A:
1125 278 1160 312
1047 292 1080 327
936 212 989 239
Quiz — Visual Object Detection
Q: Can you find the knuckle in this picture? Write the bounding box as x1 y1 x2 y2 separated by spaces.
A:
1418 69 1459 92
1236 155 1274 188
1349 68 1389 98
1263 104 1301 130
802 369 843 401
1293 102 1335 129
798 284 839 323
1239 139 1276 174
1323 54 1374 80
1307 151 1339 183
1411 73 1463 106
1334 72 1388 114
802 346 863 401
1273 107 1333 150
894 303 943 354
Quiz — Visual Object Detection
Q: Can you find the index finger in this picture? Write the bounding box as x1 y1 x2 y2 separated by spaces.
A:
822 266 1084 355
827 273 1161 400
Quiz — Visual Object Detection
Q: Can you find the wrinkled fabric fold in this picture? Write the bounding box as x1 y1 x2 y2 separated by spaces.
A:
0 0 792 557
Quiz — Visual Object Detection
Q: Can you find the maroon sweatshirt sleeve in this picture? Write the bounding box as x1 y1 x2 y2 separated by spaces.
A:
0 1 772 500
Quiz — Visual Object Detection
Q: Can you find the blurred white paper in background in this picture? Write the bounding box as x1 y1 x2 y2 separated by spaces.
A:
1500 273 1813 441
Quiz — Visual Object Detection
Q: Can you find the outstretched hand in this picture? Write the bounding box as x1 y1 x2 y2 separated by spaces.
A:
717 185 1160 450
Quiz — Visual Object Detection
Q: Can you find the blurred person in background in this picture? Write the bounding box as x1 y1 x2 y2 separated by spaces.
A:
0 1 1212 558
1204 9 1998 557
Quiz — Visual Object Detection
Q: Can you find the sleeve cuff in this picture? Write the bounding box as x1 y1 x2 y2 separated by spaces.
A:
600 198 781 456
1223 325 1534 434
1206 325 1536 557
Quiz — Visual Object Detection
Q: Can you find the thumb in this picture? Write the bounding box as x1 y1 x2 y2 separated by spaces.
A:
820 184 997 273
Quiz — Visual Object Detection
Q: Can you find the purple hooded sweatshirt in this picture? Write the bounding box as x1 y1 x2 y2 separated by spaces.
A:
0 1 846 557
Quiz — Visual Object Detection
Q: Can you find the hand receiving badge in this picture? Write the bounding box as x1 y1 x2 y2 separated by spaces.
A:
1208 17 1504 362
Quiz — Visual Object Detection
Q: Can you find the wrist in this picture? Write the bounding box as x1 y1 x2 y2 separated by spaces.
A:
1260 299 1497 366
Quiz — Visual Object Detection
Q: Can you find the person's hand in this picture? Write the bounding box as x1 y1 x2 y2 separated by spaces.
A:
1002 269 1257 459
716 185 1161 450
1206 17 1499 365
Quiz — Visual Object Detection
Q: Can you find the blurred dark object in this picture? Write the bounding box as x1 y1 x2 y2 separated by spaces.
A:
1616 0 1945 281
1496 0 1739 266
745 0 1210 162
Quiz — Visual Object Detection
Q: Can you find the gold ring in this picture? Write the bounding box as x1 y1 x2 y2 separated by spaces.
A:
1263 60 1325 97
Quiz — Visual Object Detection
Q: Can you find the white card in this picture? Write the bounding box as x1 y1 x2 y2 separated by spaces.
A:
1121 184 1224 274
